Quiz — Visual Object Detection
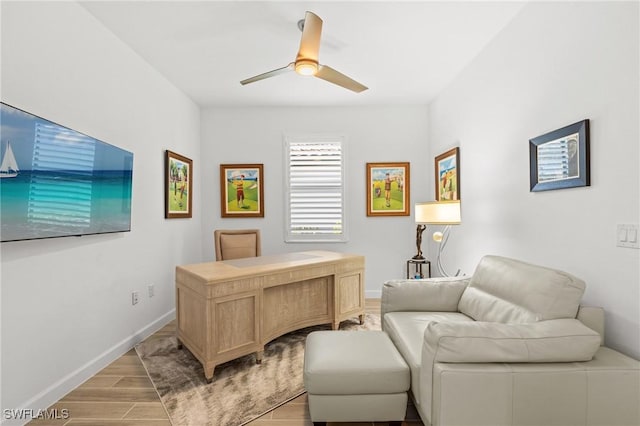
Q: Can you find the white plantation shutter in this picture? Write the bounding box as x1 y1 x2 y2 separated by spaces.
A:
285 136 347 242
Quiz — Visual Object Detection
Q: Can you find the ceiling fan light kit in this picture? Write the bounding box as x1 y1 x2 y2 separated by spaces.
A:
294 59 318 76
240 11 368 93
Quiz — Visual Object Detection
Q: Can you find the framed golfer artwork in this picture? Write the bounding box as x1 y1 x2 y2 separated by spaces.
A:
165 150 193 219
366 162 410 217
435 147 460 201
220 164 264 218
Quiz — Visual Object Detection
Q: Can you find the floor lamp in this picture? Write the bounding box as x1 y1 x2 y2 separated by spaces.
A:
414 200 461 276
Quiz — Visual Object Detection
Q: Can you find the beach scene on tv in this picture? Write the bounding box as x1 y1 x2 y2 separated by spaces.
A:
370 167 405 211
0 103 133 242
225 168 260 213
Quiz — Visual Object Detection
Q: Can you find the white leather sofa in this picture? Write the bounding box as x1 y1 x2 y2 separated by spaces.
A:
382 255 640 426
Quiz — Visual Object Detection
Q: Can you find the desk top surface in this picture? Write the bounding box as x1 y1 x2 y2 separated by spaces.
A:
176 250 364 284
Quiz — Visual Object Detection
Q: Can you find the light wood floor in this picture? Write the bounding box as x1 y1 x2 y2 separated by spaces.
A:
28 299 424 426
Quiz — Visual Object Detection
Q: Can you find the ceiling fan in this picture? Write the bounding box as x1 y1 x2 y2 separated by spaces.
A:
240 11 368 93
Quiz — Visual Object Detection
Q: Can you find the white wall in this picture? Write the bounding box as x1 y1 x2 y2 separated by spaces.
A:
1 2 201 417
2 0 638 419
428 2 640 358
201 106 429 295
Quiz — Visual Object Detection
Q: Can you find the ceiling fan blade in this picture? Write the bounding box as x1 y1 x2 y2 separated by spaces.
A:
296 11 322 63
240 63 294 85
315 65 368 93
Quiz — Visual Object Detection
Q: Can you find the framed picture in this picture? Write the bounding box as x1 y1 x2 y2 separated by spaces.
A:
220 164 264 217
529 119 590 192
366 162 410 216
165 150 193 219
435 147 460 201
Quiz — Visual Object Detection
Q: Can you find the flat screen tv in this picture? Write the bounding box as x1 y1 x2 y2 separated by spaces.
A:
1 102 133 242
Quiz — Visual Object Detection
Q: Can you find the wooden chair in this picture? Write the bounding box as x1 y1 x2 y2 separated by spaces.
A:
214 229 261 261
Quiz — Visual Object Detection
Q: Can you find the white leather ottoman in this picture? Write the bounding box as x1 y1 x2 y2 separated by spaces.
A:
304 330 410 426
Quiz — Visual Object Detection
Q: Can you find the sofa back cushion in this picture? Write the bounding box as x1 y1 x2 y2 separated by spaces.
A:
458 255 585 323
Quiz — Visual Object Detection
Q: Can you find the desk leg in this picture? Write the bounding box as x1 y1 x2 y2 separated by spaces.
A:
332 320 340 330
256 349 264 364
176 337 183 350
359 314 365 325
204 364 215 383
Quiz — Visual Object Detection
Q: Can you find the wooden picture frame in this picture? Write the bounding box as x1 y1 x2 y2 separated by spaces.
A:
529 119 590 192
435 147 460 201
366 162 410 216
165 150 193 219
220 164 264 218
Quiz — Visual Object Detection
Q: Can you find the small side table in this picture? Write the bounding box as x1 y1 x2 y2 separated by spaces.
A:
406 258 431 279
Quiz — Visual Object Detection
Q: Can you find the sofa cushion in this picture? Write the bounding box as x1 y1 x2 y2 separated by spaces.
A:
424 319 601 363
383 311 473 406
382 277 469 316
458 255 585 323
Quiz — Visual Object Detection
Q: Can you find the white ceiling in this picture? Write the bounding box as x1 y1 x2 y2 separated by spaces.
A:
80 1 526 108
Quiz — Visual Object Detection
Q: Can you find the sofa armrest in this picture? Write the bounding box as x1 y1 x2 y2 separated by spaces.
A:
423 319 601 363
577 305 605 345
381 277 470 319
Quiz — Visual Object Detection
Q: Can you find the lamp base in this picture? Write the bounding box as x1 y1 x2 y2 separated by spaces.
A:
412 254 426 260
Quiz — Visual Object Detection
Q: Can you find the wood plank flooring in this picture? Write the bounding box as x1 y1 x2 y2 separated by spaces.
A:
28 299 424 426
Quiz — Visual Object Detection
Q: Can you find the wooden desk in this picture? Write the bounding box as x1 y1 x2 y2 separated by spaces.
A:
175 250 365 381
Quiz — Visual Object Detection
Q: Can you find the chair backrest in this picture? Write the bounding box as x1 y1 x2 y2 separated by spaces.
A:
214 229 261 261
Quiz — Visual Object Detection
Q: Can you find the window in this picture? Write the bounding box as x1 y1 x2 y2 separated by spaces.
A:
284 135 346 242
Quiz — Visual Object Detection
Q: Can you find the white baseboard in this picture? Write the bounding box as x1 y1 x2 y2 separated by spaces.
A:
365 289 381 299
2 309 176 426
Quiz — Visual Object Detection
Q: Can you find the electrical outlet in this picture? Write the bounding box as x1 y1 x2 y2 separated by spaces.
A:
148 284 155 298
132 291 139 305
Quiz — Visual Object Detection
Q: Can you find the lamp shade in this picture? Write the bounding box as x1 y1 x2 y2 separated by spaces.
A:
415 201 461 225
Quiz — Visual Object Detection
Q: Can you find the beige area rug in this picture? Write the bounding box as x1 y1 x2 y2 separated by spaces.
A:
136 314 381 426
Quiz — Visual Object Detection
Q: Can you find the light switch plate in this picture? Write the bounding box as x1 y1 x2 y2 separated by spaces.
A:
617 224 639 249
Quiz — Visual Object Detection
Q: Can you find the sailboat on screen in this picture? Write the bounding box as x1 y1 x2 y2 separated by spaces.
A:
0 141 19 178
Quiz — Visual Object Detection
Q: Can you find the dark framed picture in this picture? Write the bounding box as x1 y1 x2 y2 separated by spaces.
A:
220 164 264 218
165 150 193 219
366 162 410 216
529 119 590 192
435 147 460 201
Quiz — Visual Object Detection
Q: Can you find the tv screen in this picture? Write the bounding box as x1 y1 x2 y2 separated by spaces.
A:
1 102 133 242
